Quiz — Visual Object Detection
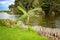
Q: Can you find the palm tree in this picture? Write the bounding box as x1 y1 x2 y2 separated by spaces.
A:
17 6 42 25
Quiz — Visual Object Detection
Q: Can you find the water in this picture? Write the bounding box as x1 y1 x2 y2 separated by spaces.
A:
0 12 17 20
0 12 60 28
29 14 60 28
55 17 60 28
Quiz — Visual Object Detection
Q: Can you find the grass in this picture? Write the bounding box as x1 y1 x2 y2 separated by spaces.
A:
0 26 47 40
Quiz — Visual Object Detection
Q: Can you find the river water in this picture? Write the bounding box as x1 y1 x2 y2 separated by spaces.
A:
0 12 60 28
55 16 60 28
29 14 60 28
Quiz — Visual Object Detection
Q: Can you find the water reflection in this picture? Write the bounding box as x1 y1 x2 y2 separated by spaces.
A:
56 17 60 28
1 12 60 28
29 13 60 28
43 15 56 28
0 12 18 21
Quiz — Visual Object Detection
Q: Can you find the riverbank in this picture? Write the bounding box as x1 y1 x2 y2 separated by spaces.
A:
32 26 60 40
17 21 60 40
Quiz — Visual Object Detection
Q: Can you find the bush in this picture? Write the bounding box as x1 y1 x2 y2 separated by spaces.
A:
0 19 7 26
0 19 15 27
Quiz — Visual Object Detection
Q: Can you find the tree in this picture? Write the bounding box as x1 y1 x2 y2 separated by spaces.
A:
9 0 41 15
9 4 21 15
39 0 60 16
17 6 42 25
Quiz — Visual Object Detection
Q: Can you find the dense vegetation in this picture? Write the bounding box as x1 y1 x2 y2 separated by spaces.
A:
9 0 60 16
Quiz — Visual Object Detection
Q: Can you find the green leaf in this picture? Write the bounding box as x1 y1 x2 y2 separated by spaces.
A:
17 6 27 15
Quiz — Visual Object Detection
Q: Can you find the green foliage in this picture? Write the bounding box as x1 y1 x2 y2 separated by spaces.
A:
17 6 27 15
0 10 11 14
9 0 42 15
28 7 42 17
0 19 15 27
15 0 34 10
17 6 42 24
39 0 60 14
17 6 42 19
0 19 8 26
28 25 35 32
9 0 60 16
17 6 28 22
0 26 48 40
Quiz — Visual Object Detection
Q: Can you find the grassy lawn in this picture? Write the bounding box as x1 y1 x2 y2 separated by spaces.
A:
0 26 47 40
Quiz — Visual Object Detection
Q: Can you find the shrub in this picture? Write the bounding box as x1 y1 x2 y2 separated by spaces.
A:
0 19 15 27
